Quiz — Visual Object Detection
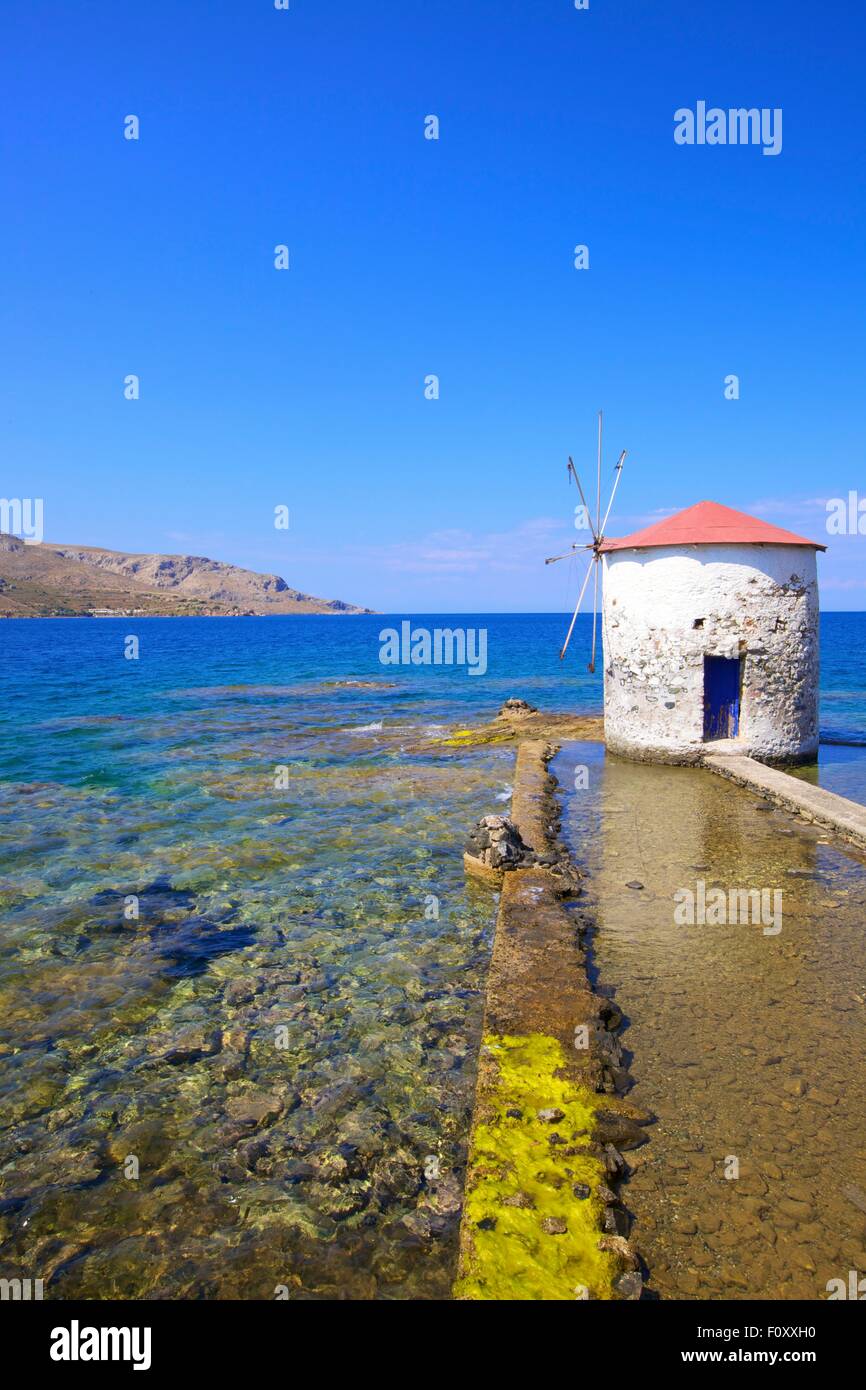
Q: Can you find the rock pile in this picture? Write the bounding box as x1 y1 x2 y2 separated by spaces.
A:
498 698 539 719
463 815 537 880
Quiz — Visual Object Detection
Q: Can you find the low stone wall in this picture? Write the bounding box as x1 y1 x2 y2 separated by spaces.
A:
703 752 866 852
454 740 648 1301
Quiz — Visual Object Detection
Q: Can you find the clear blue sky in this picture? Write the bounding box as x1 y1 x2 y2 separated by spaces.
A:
2 0 864 610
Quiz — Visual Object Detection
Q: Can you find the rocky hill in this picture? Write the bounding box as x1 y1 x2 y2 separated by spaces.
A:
0 535 372 618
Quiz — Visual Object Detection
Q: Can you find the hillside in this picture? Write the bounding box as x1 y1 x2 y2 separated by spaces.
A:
0 535 372 618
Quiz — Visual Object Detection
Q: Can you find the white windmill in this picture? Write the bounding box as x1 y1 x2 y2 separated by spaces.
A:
545 411 628 671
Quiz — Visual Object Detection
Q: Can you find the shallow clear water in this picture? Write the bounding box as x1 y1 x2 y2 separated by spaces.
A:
0 618 543 1298
1 612 865 1300
556 741 866 1300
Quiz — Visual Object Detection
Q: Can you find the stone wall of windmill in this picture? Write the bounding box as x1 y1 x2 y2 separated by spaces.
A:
602 542 820 764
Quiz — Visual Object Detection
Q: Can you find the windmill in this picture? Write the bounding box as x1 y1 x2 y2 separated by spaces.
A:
545 411 627 671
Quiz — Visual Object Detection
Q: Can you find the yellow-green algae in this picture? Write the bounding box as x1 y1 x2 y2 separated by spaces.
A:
454 1033 617 1301
441 727 514 747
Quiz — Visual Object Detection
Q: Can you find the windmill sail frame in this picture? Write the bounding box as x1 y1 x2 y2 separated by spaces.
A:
547 411 628 669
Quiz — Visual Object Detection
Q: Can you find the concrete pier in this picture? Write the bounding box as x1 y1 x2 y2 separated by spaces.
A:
454 741 645 1301
703 751 866 852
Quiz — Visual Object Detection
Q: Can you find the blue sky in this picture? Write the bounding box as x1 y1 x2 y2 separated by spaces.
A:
2 0 864 610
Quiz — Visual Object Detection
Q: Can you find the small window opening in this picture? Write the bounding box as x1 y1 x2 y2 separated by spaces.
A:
693 618 705 629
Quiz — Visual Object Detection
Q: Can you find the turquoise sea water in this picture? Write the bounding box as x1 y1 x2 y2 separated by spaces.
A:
1 612 865 1298
1 612 865 782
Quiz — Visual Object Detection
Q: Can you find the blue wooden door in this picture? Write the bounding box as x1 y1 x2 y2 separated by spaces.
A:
703 656 741 740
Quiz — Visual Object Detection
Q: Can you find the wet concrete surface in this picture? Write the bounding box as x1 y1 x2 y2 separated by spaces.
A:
555 741 866 1300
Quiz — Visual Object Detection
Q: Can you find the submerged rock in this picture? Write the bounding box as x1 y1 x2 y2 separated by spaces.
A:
225 978 259 1007
422 1172 464 1217
371 1150 424 1204
157 1027 222 1065
224 1092 284 1128
615 1271 644 1300
105 1120 172 1169
594 1110 649 1150
401 1209 435 1239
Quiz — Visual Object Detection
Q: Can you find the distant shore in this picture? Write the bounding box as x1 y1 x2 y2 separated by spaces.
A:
0 610 374 619
0 532 372 618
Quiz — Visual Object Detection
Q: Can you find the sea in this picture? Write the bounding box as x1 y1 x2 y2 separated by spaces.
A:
1 612 865 1298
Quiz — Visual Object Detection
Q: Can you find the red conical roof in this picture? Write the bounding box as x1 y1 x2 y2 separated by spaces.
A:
599 500 826 553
